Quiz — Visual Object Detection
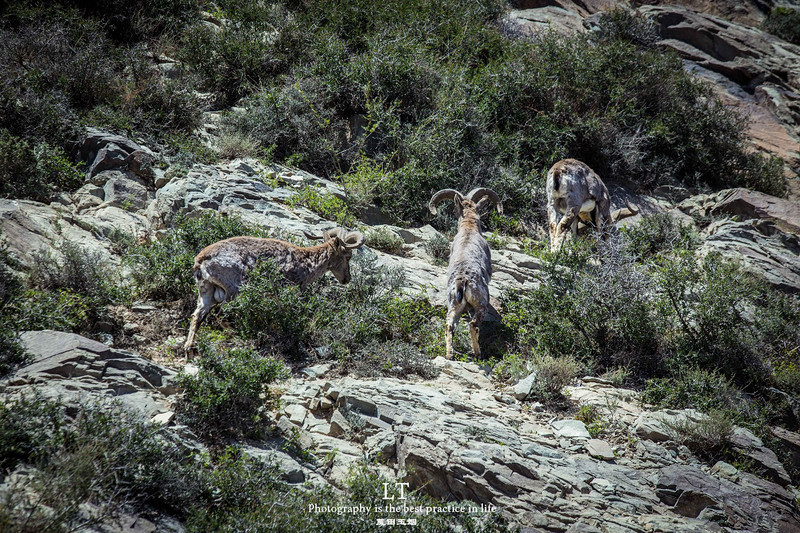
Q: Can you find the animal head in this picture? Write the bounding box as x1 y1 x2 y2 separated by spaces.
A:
428 188 503 220
303 227 365 284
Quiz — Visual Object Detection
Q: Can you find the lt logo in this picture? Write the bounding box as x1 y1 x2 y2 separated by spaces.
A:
382 482 410 500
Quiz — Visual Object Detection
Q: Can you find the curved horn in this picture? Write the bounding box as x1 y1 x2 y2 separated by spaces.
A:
428 189 462 215
343 231 366 249
323 227 348 241
610 201 639 222
467 188 503 214
303 230 324 241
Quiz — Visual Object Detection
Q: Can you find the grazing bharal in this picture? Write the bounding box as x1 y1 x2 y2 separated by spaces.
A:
184 227 365 351
546 158 637 252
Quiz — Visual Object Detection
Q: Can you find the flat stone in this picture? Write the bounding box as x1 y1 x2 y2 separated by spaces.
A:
590 478 616 496
552 419 591 439
514 372 537 401
329 409 351 437
711 461 739 482
284 404 307 425
302 363 331 379
585 439 615 460
151 411 175 425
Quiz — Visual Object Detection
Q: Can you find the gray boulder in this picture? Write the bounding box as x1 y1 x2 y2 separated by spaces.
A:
6 331 178 420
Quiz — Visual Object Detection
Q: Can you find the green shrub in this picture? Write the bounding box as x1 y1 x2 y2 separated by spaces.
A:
599 366 630 387
643 368 738 413
163 132 219 166
352 339 438 379
622 212 700 259
123 77 202 135
222 79 349 175
200 0 784 228
189 462 506 533
527 354 582 403
221 250 444 374
502 237 660 377
0 393 203 529
764 7 800 45
286 186 358 227
423 234 450 265
0 16 117 112
30 241 116 302
0 241 30 376
365 227 405 255
0 240 122 340
0 130 83 201
10 288 91 333
217 129 261 160
223 259 316 349
664 409 734 457
179 2 304 105
341 158 392 214
654 252 774 384
176 334 288 439
593 7 658 47
575 404 608 438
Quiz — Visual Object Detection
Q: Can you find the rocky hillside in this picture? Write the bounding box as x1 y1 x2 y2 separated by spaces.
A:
2 1 800 532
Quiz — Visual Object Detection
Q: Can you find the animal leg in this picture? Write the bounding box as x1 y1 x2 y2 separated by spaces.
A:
547 201 560 248
445 308 459 360
552 206 579 251
469 313 483 357
184 283 220 352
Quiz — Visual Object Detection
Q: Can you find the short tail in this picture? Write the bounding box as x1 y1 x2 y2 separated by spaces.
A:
193 260 202 282
453 277 467 304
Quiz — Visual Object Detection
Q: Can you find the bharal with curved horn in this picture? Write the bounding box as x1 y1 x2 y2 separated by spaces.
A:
428 187 503 359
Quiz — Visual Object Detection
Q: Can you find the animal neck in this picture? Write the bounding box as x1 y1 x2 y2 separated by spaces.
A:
296 242 337 286
458 210 482 234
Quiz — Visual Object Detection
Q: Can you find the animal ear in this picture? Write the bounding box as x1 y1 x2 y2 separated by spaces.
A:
454 196 464 218
333 236 347 252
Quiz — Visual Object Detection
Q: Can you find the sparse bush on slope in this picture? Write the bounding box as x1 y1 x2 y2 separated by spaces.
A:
498 225 800 454
223 251 444 374
212 1 783 228
763 7 800 45
0 3 202 201
177 334 288 439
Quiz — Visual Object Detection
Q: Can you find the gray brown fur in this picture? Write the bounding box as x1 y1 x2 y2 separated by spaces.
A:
546 159 614 251
429 188 502 359
184 228 364 351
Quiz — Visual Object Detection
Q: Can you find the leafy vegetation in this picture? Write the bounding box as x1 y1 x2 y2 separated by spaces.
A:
222 250 444 374
0 241 29 376
365 226 405 255
497 221 800 461
210 2 784 228
621 212 699 259
0 393 203 531
177 334 288 439
0 0 785 219
0 236 124 358
763 6 800 45
286 186 358 227
0 130 83 201
0 1 203 201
